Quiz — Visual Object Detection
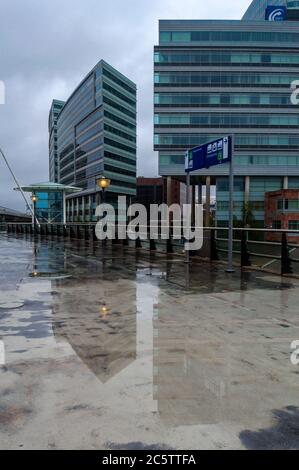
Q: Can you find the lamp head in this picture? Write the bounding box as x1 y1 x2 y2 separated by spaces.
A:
97 177 111 190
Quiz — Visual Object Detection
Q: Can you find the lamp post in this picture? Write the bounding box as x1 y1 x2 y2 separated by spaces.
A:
97 176 111 204
31 194 38 231
96 177 111 244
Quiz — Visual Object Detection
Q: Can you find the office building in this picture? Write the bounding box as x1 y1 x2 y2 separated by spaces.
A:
243 1 299 20
50 60 137 222
49 100 65 183
154 14 299 227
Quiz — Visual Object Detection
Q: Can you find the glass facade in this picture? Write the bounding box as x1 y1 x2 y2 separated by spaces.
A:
51 60 137 222
35 191 63 224
48 100 65 183
154 19 299 225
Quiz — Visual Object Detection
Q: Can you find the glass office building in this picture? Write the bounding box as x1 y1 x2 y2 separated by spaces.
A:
154 18 299 225
243 1 299 20
51 60 137 222
49 100 65 183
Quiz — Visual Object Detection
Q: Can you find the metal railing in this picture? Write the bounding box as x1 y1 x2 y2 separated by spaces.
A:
3 222 299 276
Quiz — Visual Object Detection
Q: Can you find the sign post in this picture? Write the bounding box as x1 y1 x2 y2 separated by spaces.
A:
226 135 235 273
185 168 191 264
184 135 234 272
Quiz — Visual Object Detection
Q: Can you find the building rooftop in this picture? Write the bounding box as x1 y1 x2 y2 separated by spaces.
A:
15 182 82 194
0 206 30 218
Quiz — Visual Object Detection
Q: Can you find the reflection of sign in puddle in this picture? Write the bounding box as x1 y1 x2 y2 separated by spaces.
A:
29 272 72 280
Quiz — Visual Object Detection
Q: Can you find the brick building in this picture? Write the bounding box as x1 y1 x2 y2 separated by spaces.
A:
265 189 299 243
136 177 185 209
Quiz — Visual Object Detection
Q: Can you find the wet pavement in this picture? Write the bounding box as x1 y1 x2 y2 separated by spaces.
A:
0 232 299 450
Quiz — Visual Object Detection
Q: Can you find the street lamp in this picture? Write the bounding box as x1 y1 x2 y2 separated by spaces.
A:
97 176 111 204
31 194 38 230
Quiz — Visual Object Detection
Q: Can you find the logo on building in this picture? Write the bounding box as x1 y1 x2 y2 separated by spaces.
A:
265 6 287 21
291 80 299 105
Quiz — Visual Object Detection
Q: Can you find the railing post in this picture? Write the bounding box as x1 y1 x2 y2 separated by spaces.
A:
150 238 156 251
281 232 293 275
210 229 218 261
135 237 142 249
241 230 251 267
166 238 173 254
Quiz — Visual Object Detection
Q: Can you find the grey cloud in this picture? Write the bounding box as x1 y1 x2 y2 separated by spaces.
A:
0 0 248 210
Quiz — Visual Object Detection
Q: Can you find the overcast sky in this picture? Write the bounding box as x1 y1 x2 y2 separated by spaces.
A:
0 0 249 211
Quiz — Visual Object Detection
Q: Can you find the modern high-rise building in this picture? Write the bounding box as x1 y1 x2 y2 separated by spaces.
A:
48 99 65 183
243 1 299 20
154 12 299 226
50 60 137 222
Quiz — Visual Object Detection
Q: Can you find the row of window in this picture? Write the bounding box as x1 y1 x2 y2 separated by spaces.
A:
217 201 264 211
159 154 299 167
154 113 299 128
58 87 95 137
154 72 297 87
155 134 299 148
104 123 136 143
277 199 299 211
105 137 136 155
104 110 136 131
103 81 136 108
104 150 136 166
159 30 299 44
216 176 284 193
76 123 102 146
75 162 103 181
103 96 136 119
76 151 103 170
76 137 103 157
58 74 93 116
76 108 102 136
102 67 136 96
58 99 95 146
105 164 136 178
154 93 291 107
273 220 299 230
154 51 299 66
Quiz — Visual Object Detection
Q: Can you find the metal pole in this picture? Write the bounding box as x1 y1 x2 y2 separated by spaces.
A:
33 200 37 231
226 135 235 273
0 147 39 225
185 171 190 264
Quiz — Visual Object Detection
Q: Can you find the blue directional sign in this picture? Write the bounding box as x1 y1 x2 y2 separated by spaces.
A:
185 136 232 173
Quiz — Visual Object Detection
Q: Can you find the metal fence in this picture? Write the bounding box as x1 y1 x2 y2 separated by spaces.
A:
3 223 299 277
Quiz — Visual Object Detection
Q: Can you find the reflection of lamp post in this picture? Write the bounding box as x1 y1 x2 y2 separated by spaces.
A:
31 195 38 230
97 176 111 204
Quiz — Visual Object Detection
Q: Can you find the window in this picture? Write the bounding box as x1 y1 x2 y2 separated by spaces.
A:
273 220 281 229
288 221 299 230
160 30 299 44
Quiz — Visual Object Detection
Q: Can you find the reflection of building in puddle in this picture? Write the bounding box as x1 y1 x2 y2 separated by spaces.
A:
153 290 298 428
52 277 137 383
31 240 69 279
